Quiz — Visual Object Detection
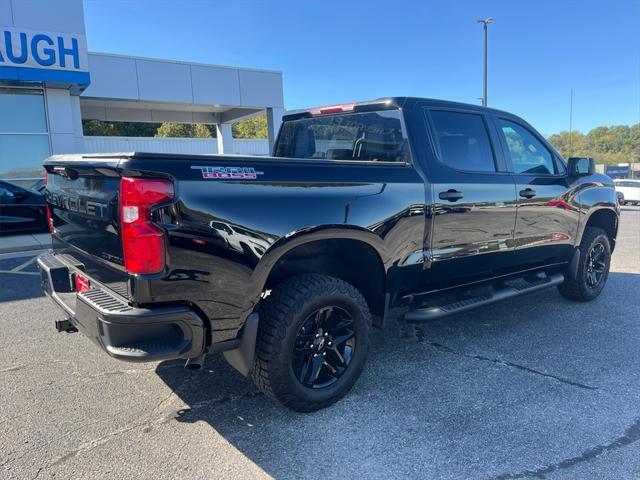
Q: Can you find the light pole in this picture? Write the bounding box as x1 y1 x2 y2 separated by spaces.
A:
569 89 574 155
475 17 494 107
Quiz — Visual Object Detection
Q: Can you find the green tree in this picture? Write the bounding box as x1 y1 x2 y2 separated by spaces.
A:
194 123 213 138
233 114 267 139
82 120 161 137
156 123 214 138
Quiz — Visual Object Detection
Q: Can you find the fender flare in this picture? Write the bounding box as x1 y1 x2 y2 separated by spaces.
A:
223 226 388 376
575 205 619 248
246 224 389 312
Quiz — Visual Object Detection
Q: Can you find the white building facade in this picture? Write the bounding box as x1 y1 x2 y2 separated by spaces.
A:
0 0 284 183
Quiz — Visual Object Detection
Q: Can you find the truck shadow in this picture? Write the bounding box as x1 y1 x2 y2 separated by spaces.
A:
154 271 640 479
0 254 45 302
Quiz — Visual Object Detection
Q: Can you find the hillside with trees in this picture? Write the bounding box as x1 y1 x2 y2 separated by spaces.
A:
547 124 640 165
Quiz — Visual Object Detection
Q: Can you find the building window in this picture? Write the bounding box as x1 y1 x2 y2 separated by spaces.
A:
0 88 50 187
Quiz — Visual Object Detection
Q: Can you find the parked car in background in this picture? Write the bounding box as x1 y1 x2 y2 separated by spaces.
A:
0 179 47 234
614 179 640 205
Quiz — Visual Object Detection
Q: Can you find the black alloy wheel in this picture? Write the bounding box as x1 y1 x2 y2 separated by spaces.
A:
558 226 611 302
585 242 606 288
293 306 356 389
251 273 371 412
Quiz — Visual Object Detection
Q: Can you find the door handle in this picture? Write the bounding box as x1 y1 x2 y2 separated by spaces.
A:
439 189 464 202
519 188 537 199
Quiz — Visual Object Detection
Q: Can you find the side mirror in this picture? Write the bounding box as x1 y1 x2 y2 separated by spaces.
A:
567 157 595 177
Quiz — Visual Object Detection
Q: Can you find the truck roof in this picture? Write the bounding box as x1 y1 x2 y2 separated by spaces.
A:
282 96 514 121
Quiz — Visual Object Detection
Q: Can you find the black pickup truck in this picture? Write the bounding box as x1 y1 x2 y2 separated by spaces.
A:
38 97 619 411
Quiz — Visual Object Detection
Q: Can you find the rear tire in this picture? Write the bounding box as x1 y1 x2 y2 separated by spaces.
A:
558 226 611 302
251 274 371 412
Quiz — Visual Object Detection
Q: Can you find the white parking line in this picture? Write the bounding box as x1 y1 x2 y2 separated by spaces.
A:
10 256 37 272
0 249 48 261
0 250 43 276
0 270 39 276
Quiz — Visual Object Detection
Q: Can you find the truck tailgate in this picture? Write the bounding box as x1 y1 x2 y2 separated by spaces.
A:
45 158 130 297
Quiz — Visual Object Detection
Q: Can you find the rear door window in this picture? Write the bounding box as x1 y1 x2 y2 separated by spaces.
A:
498 119 556 175
429 110 496 172
274 110 410 163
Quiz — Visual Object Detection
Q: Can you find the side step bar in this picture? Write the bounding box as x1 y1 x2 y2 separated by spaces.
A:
404 272 564 322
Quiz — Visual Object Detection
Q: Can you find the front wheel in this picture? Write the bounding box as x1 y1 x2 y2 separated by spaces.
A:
251 274 371 412
558 226 611 302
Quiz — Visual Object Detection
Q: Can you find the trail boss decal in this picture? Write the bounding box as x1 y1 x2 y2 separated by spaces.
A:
191 166 264 180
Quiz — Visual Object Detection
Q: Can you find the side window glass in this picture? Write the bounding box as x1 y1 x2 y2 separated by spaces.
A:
429 110 496 172
499 119 555 175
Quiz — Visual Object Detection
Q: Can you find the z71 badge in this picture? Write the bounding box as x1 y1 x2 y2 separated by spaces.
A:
191 166 264 180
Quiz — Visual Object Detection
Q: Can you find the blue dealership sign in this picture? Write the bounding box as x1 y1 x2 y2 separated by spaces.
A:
0 26 90 88
605 165 630 178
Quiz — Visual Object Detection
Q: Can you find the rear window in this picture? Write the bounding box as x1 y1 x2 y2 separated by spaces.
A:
274 110 409 163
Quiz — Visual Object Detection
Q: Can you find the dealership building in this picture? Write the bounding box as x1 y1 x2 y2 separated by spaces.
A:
0 0 284 182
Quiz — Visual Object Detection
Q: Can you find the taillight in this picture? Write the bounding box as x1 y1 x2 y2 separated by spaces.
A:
44 172 53 234
120 177 174 275
45 205 53 234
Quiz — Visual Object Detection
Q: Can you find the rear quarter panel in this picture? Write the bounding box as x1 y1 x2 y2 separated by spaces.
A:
128 157 426 343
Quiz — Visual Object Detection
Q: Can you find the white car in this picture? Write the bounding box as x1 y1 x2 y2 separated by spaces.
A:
614 179 640 205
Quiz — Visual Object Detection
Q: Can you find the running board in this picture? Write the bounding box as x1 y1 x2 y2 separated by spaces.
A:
403 272 564 322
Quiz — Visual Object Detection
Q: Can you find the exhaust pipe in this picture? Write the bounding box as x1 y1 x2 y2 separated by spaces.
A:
185 354 206 370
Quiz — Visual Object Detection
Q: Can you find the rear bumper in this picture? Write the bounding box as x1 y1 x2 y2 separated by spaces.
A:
37 252 205 362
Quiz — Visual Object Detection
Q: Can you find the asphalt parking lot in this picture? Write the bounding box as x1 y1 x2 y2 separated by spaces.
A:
1 207 639 480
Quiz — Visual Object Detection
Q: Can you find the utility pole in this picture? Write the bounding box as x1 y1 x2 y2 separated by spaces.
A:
475 17 494 107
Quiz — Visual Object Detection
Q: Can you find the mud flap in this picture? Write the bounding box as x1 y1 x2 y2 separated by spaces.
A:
223 313 259 376
568 247 581 280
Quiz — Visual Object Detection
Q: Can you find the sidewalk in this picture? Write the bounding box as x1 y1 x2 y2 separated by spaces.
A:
0 233 52 254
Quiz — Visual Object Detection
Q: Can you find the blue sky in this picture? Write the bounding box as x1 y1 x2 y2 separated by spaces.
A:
84 0 639 135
